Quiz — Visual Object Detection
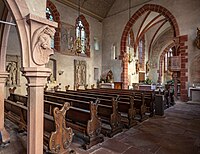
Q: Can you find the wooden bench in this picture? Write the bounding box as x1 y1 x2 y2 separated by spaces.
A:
44 99 104 149
58 90 137 128
79 89 155 118
4 99 74 154
7 93 103 149
44 92 122 137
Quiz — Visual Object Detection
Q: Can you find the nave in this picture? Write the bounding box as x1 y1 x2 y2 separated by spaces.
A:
1 100 200 154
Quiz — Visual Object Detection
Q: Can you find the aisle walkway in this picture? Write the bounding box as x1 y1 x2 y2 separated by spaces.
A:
0 100 200 154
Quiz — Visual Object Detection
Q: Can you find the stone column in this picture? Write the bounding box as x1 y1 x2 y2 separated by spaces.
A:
0 72 10 144
21 67 51 154
122 53 129 89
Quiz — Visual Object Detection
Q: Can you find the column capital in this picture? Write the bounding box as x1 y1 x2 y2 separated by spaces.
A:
0 72 9 84
21 67 51 87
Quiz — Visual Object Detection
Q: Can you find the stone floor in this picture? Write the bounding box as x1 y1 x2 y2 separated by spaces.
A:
0 100 200 154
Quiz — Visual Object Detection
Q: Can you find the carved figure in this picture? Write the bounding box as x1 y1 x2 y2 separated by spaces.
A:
195 27 200 49
106 70 114 83
135 60 140 74
146 61 150 74
49 73 55 83
6 62 17 85
32 26 56 65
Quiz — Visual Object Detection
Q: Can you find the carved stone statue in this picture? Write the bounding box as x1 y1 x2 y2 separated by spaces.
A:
48 73 55 83
195 27 200 49
32 25 56 65
135 60 140 74
146 61 150 74
6 62 17 85
106 70 114 83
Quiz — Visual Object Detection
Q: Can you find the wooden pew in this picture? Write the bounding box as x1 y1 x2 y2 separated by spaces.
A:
44 92 122 137
7 93 104 149
44 99 104 149
78 88 155 117
56 90 137 128
4 99 74 154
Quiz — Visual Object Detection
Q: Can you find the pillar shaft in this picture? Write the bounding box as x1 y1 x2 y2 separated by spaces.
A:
22 67 51 154
0 72 10 143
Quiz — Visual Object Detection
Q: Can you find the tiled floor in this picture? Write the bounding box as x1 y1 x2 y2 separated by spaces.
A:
1 100 200 154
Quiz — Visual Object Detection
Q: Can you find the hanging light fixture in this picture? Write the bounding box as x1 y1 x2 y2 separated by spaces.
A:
75 0 82 54
128 0 133 63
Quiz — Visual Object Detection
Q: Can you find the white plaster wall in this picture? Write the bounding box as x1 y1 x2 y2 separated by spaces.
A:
5 26 27 97
103 0 200 85
53 1 103 90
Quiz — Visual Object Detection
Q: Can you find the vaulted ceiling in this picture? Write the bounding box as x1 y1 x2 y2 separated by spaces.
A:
56 0 151 21
56 0 116 21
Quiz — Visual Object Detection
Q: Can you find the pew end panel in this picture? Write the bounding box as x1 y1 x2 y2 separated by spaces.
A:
49 102 74 154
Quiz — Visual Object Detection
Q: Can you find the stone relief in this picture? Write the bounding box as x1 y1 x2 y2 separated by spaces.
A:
46 59 57 83
60 22 89 56
74 60 86 89
61 22 75 54
5 55 20 87
32 25 56 65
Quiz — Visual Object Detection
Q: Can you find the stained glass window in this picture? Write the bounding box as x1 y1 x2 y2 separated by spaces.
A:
76 20 86 53
46 7 54 48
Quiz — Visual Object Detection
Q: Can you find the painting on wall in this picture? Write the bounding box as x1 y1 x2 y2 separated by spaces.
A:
60 22 76 55
74 60 86 89
168 56 181 71
5 55 21 87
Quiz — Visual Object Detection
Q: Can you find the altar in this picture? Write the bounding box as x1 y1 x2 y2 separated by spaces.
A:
99 83 114 89
188 87 200 102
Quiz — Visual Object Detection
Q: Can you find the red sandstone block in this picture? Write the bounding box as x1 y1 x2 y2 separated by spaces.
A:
180 77 188 81
180 46 188 50
181 64 186 68
180 69 187 73
179 35 188 42
181 59 188 63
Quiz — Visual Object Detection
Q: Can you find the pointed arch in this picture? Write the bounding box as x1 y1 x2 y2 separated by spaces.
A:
47 0 61 52
120 4 181 90
75 14 90 57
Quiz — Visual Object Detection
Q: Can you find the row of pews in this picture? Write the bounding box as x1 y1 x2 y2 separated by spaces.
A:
4 88 155 153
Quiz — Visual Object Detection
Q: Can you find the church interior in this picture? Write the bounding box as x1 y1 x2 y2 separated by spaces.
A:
0 0 200 153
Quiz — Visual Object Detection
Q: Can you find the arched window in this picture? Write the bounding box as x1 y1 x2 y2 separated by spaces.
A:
75 15 90 57
138 36 145 71
46 7 54 21
46 0 61 52
76 20 86 53
46 7 54 48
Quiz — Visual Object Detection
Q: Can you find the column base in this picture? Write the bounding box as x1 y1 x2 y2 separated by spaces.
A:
0 127 10 147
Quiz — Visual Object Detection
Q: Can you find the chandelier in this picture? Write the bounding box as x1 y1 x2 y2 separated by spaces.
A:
75 0 82 54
